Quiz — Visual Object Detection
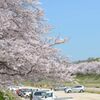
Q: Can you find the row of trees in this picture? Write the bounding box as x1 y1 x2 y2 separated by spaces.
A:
0 0 71 86
68 61 100 75
75 57 100 64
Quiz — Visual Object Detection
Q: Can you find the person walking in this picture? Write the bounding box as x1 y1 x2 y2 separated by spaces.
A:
30 91 33 100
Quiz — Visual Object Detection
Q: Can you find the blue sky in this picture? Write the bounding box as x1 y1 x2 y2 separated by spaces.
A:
40 0 100 61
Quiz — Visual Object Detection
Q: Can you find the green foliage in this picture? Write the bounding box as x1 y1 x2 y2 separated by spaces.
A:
0 90 21 100
0 91 5 100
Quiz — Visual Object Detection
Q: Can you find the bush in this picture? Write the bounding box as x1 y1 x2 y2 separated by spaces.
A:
0 90 21 100
0 91 5 100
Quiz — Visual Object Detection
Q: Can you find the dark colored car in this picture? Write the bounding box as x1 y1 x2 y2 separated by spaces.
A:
16 88 33 97
16 89 25 97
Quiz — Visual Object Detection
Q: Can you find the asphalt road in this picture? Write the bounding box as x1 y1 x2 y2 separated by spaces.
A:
21 90 100 100
54 91 100 100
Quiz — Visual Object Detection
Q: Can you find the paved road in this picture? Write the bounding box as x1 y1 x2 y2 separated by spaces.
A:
86 87 100 92
54 91 100 100
21 91 100 100
21 98 29 100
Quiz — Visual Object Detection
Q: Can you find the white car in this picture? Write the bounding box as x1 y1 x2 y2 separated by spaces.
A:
33 90 57 100
21 88 38 97
64 87 72 93
64 85 85 93
54 86 67 91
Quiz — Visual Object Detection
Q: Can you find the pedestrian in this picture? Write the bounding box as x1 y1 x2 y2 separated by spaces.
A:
30 91 33 100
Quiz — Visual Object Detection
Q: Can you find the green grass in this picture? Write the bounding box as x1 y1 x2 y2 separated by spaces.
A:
63 74 100 94
63 74 100 88
86 89 100 94
75 74 100 88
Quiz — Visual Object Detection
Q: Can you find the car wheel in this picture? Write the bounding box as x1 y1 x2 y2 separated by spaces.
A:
79 90 84 93
26 95 29 98
67 90 72 93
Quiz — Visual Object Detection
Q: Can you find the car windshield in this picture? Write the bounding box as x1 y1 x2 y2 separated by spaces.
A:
46 93 53 97
66 87 70 89
74 86 82 88
34 92 46 96
21 89 32 92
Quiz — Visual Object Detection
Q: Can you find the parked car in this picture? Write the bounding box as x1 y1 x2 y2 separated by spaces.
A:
54 86 67 91
64 87 72 93
33 91 46 97
8 86 21 93
16 89 25 97
16 88 34 97
64 85 85 93
33 90 57 100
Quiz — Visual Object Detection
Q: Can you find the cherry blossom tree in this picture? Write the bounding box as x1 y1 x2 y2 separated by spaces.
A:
0 0 70 85
67 61 100 75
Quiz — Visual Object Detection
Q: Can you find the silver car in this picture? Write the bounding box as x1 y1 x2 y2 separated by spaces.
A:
64 85 85 93
32 90 57 100
54 86 67 91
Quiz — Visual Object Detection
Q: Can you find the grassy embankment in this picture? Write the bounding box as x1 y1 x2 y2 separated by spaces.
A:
75 74 100 88
75 74 100 94
57 74 100 94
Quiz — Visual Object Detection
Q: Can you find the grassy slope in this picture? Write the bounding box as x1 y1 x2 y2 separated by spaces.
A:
64 74 100 94
75 74 100 88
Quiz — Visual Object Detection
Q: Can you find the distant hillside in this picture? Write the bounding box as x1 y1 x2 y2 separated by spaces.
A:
74 57 100 64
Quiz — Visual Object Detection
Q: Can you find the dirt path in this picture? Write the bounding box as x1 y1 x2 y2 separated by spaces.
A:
54 91 100 100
